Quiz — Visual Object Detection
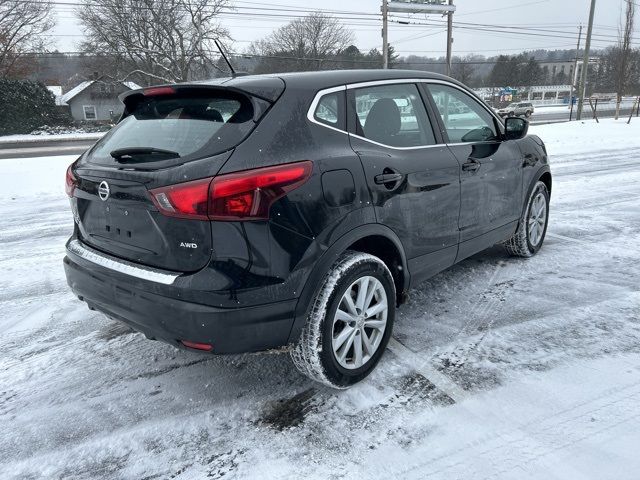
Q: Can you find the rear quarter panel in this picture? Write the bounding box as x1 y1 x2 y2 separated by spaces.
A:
210 85 375 306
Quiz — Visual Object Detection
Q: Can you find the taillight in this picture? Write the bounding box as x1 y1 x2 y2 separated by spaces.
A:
65 164 77 197
149 177 211 220
210 161 313 220
148 161 312 221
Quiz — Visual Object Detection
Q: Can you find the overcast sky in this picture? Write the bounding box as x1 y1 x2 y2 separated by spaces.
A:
51 0 631 57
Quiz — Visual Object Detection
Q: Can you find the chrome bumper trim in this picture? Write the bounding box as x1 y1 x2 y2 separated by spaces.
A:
67 239 179 285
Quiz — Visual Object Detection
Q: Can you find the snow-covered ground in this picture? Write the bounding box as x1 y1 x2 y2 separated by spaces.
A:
2 119 640 479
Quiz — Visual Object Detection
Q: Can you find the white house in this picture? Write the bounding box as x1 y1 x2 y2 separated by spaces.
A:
59 76 141 122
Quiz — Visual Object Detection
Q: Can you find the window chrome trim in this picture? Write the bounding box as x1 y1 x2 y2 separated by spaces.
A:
307 85 347 135
348 133 445 151
67 239 180 285
307 78 504 150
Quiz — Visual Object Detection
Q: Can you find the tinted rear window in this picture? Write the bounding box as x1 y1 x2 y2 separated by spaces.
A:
86 90 255 166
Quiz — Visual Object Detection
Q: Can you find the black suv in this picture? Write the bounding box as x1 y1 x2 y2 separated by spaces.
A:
64 70 551 388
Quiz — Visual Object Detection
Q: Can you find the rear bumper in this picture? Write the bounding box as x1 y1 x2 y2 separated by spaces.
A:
63 241 297 354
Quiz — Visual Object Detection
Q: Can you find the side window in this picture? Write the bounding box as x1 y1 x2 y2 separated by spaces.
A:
427 84 498 143
313 91 344 130
352 83 436 148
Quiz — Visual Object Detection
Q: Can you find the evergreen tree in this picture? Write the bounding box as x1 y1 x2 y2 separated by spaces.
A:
0 79 71 135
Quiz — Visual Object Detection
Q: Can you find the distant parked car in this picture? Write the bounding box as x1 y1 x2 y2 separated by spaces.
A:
64 70 551 388
497 102 534 118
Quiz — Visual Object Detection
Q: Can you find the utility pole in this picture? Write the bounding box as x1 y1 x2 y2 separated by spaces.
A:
576 0 596 120
446 0 454 76
382 0 389 69
569 25 583 121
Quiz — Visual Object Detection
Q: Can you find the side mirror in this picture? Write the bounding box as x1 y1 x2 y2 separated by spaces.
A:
504 117 529 140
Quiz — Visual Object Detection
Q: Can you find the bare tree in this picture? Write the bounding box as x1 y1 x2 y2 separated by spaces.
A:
615 0 635 119
0 0 55 77
77 0 231 84
451 56 475 85
249 12 354 73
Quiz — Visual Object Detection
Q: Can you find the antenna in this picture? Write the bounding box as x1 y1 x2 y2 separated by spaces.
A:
214 39 237 77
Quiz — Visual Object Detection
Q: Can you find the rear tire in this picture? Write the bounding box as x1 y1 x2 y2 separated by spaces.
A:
504 180 549 257
290 251 395 388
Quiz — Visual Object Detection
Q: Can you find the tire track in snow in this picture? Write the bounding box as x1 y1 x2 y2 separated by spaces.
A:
395 367 640 479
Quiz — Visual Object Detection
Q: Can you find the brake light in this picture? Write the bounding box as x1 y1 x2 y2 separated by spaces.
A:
148 161 312 221
210 161 313 220
143 86 176 96
149 177 211 220
65 164 77 197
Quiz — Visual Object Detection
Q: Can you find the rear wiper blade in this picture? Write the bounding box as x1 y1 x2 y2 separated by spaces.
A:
110 147 181 162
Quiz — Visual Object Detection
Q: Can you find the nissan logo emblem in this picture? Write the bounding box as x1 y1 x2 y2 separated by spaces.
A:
98 181 110 201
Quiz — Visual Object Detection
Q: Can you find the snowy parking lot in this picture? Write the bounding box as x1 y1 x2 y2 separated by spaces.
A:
2 119 640 479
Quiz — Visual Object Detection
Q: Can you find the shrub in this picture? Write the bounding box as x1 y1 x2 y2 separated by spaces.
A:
0 79 71 135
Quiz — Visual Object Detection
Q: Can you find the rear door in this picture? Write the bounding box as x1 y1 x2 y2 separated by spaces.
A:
347 81 461 281
71 86 277 272
424 82 522 257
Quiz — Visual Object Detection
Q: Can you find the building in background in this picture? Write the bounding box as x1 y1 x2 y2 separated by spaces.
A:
59 75 141 122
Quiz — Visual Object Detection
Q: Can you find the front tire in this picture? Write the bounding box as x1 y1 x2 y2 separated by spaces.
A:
504 180 549 257
291 251 396 388
525 110 532 118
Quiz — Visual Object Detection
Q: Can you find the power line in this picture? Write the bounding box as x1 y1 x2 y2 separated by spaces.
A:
39 0 640 43
387 16 639 44
27 0 639 63
17 49 605 68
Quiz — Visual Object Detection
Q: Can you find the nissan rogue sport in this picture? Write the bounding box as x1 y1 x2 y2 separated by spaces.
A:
64 70 551 388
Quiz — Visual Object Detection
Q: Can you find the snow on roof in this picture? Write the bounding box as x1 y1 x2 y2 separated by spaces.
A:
47 86 65 106
123 81 142 90
59 80 143 105
59 80 93 105
47 85 62 96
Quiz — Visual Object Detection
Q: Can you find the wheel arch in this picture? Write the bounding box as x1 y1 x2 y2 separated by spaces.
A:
522 166 552 217
539 170 552 194
287 224 409 345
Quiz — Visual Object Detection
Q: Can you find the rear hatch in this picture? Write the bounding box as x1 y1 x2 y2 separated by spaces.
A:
70 81 284 272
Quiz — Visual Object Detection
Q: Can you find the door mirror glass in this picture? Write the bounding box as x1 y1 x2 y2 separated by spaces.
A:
504 117 529 140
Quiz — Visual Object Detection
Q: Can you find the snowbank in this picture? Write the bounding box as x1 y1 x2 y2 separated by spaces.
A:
530 117 640 156
0 155 76 200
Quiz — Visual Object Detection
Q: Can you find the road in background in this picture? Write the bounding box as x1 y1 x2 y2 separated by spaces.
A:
0 139 97 159
530 104 637 125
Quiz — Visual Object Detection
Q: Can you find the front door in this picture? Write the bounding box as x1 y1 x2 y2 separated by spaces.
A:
347 82 461 281
424 83 522 258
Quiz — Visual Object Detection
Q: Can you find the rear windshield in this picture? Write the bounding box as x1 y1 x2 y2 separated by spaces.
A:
86 90 256 166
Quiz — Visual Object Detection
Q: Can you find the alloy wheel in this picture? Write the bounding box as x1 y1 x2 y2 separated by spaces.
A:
528 191 547 247
331 276 388 370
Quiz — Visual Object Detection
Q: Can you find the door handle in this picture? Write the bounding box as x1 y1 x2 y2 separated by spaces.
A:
374 172 403 186
462 158 481 172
